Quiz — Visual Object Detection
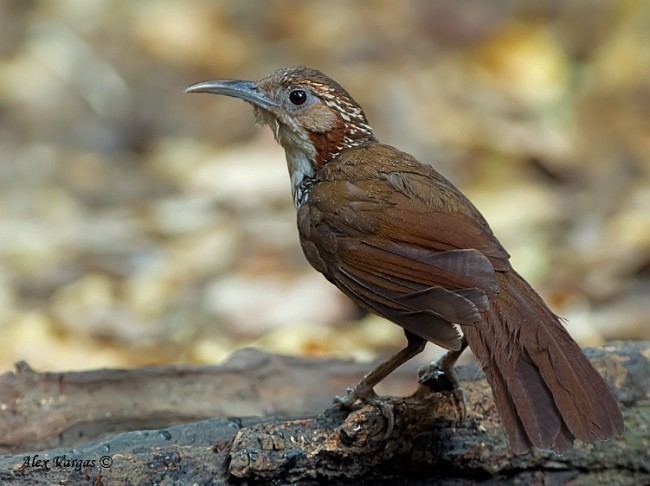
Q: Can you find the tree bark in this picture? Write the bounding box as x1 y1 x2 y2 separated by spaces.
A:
0 342 647 485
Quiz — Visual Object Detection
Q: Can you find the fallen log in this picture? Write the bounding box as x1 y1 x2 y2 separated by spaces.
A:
0 349 386 454
0 341 647 484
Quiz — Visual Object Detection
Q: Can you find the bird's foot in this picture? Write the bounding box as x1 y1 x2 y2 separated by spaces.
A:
417 361 459 391
417 362 466 421
333 384 371 409
333 385 395 439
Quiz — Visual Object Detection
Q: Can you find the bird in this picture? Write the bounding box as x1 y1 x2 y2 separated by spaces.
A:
185 66 624 454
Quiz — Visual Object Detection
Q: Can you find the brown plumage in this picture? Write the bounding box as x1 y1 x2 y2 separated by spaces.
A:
186 66 624 454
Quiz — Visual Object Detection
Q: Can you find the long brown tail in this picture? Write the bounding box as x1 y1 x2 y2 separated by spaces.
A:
463 270 624 454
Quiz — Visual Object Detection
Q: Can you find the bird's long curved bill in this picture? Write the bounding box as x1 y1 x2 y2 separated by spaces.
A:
184 79 277 109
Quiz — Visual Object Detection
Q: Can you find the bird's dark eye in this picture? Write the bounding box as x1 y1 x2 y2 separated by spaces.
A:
289 89 307 105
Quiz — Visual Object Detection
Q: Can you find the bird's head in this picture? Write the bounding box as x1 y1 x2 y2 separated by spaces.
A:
186 67 376 176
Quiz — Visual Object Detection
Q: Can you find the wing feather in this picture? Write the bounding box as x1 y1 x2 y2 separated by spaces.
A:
297 145 513 348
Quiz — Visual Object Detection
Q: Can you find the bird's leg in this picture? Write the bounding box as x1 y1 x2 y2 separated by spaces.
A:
334 332 426 437
417 337 468 419
335 332 426 407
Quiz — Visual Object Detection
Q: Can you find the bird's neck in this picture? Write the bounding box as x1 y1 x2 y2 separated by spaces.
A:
273 123 317 207
275 120 376 207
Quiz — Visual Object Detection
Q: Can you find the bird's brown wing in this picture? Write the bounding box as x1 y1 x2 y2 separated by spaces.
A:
298 147 511 350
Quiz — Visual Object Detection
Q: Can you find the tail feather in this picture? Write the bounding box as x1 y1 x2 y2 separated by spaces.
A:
464 271 624 453
482 359 534 453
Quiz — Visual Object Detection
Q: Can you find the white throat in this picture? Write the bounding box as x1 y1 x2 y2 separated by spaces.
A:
285 148 315 207
273 122 317 207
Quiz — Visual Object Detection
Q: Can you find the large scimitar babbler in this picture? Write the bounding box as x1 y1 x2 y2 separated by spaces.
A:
186 67 624 454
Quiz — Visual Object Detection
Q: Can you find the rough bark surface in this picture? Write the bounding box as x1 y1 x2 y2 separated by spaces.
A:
0 342 647 485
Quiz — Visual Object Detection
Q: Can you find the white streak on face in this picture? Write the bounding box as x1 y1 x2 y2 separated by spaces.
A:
274 119 281 140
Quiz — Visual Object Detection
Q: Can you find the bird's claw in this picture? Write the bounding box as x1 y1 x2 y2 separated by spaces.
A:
365 394 395 439
418 362 467 421
451 387 467 422
418 362 460 391
333 387 361 408
333 385 395 439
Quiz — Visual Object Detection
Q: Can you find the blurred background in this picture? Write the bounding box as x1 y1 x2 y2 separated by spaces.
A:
0 0 648 373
